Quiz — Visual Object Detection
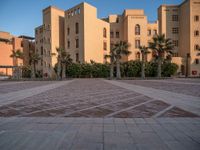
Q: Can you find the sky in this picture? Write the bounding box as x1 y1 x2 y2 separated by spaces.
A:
0 0 184 37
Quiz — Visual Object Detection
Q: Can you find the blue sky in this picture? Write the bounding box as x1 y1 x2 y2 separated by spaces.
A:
0 0 183 37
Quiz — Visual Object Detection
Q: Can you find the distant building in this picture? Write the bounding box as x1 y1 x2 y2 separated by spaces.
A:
0 31 34 75
158 0 200 76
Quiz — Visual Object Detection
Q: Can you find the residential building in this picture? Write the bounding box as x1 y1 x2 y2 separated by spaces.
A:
35 2 110 77
106 10 158 61
158 0 200 76
0 31 34 75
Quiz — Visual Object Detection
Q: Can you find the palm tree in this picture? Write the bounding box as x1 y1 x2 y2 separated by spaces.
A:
10 49 24 79
139 46 150 78
149 34 174 78
60 51 72 79
114 41 131 79
104 48 116 79
29 50 40 78
55 47 72 79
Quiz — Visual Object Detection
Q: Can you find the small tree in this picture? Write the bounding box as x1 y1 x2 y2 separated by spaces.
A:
29 50 40 78
139 46 150 78
60 51 72 79
10 49 24 79
149 34 174 78
104 48 116 79
53 47 72 79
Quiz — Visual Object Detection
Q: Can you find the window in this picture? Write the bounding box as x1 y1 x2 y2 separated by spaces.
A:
194 15 199 22
172 53 179 57
195 44 199 50
77 8 80 14
67 40 70 49
76 53 79 62
67 27 70 35
75 39 79 48
49 64 51 68
147 30 151 36
136 52 140 60
116 31 120 38
135 40 140 48
71 11 74 16
173 40 179 47
103 42 107 50
172 15 178 21
153 30 157 35
75 22 79 34
116 17 119 23
48 38 51 44
41 46 43 55
41 60 43 66
135 24 140 35
35 30 38 35
21 42 23 47
195 59 199 64
103 28 107 38
110 31 114 38
172 28 179 34
194 30 199 36
44 49 46 56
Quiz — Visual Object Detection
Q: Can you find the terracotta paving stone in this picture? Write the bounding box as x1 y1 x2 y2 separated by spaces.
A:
0 79 199 118
160 107 199 117
121 80 200 97
113 100 170 118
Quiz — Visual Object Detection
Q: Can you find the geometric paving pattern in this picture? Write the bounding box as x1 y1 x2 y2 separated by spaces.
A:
0 79 199 118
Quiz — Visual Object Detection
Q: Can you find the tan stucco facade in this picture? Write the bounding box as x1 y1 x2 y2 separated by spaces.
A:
33 0 200 77
0 31 34 75
106 10 158 62
158 0 200 77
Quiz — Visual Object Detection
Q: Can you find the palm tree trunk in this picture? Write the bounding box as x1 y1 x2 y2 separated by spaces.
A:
110 63 114 79
57 60 61 80
157 58 162 78
31 62 36 78
116 59 121 79
141 54 145 79
13 57 17 79
141 61 145 78
62 63 66 79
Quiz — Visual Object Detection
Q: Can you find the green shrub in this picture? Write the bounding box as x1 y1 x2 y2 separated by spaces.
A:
162 62 178 77
22 66 31 78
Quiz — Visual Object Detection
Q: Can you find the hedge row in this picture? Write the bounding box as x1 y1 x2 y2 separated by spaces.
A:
22 61 178 78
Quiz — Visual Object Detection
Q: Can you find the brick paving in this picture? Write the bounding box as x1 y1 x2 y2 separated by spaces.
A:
0 81 55 94
120 79 200 97
0 78 199 149
0 79 199 118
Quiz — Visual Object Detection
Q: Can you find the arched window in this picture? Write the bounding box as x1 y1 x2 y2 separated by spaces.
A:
136 52 140 60
194 30 199 36
103 28 107 38
195 44 199 50
67 27 70 35
75 22 79 34
135 24 140 35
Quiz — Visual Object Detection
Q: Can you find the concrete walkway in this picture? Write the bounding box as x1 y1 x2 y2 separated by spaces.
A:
0 117 200 150
104 80 200 116
0 80 74 107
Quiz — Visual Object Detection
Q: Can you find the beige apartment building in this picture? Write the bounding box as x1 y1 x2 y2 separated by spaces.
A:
0 31 34 75
158 0 200 76
34 0 199 77
106 10 158 61
35 2 110 77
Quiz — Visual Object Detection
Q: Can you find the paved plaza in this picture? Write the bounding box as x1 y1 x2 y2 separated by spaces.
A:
0 78 200 149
